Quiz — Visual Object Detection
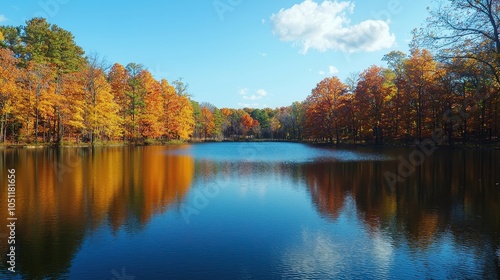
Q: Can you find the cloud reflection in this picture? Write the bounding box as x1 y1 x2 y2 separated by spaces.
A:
281 229 343 279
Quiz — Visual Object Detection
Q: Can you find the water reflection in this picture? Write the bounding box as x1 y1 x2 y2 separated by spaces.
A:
282 229 344 279
0 144 498 279
182 145 500 278
302 149 500 278
0 146 194 279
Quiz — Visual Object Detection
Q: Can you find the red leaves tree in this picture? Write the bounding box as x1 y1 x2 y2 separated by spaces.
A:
305 76 347 144
241 113 259 137
355 66 392 144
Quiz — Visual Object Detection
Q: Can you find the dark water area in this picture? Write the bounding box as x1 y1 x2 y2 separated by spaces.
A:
0 143 499 279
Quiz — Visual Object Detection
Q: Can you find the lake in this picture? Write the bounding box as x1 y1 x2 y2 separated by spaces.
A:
0 142 499 279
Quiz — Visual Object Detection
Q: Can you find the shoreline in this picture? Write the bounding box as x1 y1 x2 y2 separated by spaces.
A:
1 139 499 150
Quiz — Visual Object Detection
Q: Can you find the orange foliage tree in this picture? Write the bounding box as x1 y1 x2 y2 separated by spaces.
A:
355 66 392 144
305 76 347 144
1 17 500 146
241 113 259 137
0 48 20 142
138 70 164 139
201 107 215 139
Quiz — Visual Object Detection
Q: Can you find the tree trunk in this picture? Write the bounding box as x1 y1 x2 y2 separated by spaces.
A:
0 113 4 143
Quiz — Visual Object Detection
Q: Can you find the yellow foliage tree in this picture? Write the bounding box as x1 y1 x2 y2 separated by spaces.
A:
201 107 215 139
0 48 20 142
60 71 86 142
175 96 195 140
160 79 194 140
85 67 123 141
138 70 164 139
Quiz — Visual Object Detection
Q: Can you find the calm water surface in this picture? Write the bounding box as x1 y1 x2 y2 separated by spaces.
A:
0 143 499 279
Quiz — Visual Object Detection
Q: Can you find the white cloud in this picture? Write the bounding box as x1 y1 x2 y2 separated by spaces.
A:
243 95 259 100
238 102 261 108
239 88 249 95
318 70 326 75
258 52 268 57
0 15 8 23
261 18 267 24
270 0 395 53
241 89 268 101
329 66 339 74
257 89 267 97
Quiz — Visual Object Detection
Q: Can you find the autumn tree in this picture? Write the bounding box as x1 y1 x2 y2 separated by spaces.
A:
403 49 438 141
2 15 498 146
418 0 500 84
337 94 356 143
138 70 164 139
108 63 130 139
305 77 347 144
343 73 361 143
174 95 195 140
273 107 289 140
161 79 194 140
21 18 85 143
383 50 407 139
124 63 145 142
0 48 20 142
0 18 86 144
355 66 397 144
201 106 215 139
225 109 244 138
82 57 122 142
160 79 178 140
82 53 109 143
59 71 86 142
241 113 259 137
220 108 232 139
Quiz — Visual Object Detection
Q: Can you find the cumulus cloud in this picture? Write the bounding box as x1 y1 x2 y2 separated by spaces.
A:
319 66 338 75
257 89 268 97
242 89 268 100
329 66 339 74
238 102 261 108
243 95 259 100
0 15 8 22
270 0 395 53
239 88 249 95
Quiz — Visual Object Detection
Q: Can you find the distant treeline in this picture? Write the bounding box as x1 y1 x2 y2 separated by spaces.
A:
0 0 499 145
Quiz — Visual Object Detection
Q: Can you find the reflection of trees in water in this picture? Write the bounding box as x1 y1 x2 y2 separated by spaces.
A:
303 150 500 276
193 160 306 186
0 146 194 279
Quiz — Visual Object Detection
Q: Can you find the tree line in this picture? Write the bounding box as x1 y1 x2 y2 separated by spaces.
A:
0 0 499 145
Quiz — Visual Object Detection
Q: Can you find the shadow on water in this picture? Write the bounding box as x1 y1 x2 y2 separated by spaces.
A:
303 148 500 278
0 146 194 279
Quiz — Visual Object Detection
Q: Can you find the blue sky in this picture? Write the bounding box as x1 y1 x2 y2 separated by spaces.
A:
1 0 433 109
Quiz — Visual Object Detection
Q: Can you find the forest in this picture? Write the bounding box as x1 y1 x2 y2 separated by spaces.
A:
0 1 499 146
